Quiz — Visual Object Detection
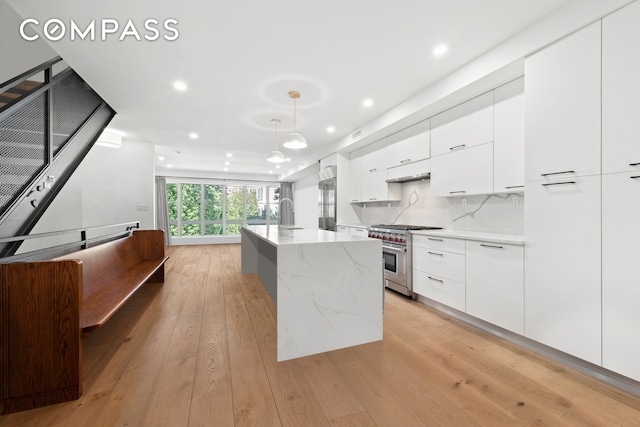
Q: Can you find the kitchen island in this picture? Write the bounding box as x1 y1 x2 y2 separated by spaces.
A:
241 225 383 361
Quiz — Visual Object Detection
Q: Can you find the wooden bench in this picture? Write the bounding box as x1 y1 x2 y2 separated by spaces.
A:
0 229 168 414
55 229 168 334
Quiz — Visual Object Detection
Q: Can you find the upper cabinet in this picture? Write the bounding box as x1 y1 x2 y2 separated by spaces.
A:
431 143 494 196
525 21 601 181
431 92 493 157
494 77 525 191
602 1 640 175
386 127 430 168
349 155 362 203
360 169 401 202
360 147 389 173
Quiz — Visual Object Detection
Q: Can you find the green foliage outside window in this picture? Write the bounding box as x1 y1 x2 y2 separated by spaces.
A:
166 182 277 237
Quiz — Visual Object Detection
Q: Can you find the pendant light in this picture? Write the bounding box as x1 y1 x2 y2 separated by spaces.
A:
283 91 308 149
267 118 286 163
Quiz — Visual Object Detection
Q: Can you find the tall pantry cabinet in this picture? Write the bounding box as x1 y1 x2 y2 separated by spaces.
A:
601 1 640 382
524 21 602 365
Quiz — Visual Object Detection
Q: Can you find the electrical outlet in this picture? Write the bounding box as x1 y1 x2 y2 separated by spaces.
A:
461 198 467 207
512 196 519 207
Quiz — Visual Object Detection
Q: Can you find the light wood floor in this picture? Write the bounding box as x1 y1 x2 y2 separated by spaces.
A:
3 244 640 426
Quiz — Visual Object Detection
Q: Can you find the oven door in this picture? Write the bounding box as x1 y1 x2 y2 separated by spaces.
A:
382 243 407 286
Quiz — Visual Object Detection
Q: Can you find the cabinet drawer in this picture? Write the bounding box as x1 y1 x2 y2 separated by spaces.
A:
413 246 465 283
413 270 465 312
336 225 350 234
350 227 369 237
413 234 465 254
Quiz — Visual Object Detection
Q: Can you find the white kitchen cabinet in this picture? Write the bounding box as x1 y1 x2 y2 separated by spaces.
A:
413 246 465 284
413 234 466 311
602 1 640 175
602 172 640 381
387 159 430 182
387 128 430 168
360 147 389 174
494 77 525 192
349 156 362 202
413 270 466 312
350 226 369 237
466 241 524 335
525 22 601 182
430 142 494 196
431 91 493 157
360 169 401 202
524 174 601 365
336 225 349 234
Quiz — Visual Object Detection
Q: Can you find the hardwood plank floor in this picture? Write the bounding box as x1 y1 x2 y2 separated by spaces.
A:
3 244 640 426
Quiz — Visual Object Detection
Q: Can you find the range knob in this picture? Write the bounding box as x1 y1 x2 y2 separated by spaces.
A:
398 237 405 243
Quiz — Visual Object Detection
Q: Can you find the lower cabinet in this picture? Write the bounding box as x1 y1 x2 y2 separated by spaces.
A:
413 235 466 312
602 172 640 381
466 241 524 335
350 226 369 237
524 175 602 365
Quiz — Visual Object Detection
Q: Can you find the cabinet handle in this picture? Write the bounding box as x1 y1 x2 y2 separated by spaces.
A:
369 168 377 173
428 276 444 283
541 181 576 187
480 244 504 249
355 228 365 232
631 176 640 179
369 198 377 200
400 158 411 164
428 238 443 242
540 170 575 177
505 185 524 189
449 144 466 151
629 163 640 166
428 251 444 256
449 190 466 194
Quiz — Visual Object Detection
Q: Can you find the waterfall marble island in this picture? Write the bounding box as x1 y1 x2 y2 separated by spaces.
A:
241 225 383 361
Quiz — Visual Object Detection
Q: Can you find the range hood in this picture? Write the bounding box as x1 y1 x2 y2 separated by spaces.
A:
386 172 431 183
385 159 431 183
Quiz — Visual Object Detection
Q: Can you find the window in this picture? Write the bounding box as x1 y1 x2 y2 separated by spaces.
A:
166 181 279 237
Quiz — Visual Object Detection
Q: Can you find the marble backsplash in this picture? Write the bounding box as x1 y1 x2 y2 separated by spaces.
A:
357 180 524 235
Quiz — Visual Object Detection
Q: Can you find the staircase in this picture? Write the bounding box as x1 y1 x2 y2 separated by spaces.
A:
0 57 116 257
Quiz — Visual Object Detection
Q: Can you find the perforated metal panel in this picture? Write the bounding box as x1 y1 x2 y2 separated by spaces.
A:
0 93 47 217
52 73 102 156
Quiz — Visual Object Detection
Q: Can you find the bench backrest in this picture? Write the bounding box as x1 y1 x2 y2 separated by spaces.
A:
55 230 165 299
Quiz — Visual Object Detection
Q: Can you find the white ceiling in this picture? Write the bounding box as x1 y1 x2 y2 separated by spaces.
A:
7 0 572 179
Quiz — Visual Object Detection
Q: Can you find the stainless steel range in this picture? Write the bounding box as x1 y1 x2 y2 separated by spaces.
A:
368 224 442 298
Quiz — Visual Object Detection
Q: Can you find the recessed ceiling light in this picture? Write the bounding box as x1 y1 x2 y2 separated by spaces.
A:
226 153 232 158
224 168 228 172
286 157 291 162
327 126 335 133
167 164 172 168
276 165 281 169
158 156 165 161
189 132 198 139
173 81 188 91
363 99 374 107
433 45 448 56
269 170 273 174
224 161 230 166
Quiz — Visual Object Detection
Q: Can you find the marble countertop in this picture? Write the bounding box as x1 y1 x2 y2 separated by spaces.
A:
411 229 525 246
242 225 373 246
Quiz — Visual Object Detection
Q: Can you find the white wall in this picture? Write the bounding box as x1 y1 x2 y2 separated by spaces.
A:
0 0 57 84
18 138 155 252
293 172 318 229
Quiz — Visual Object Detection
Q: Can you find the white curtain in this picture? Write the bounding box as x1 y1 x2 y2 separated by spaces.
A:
279 182 294 226
155 176 172 246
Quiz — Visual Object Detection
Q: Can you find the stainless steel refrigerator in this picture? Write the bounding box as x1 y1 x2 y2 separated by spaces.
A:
318 166 337 231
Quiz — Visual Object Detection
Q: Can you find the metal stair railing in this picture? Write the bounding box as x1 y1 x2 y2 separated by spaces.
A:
0 221 141 263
